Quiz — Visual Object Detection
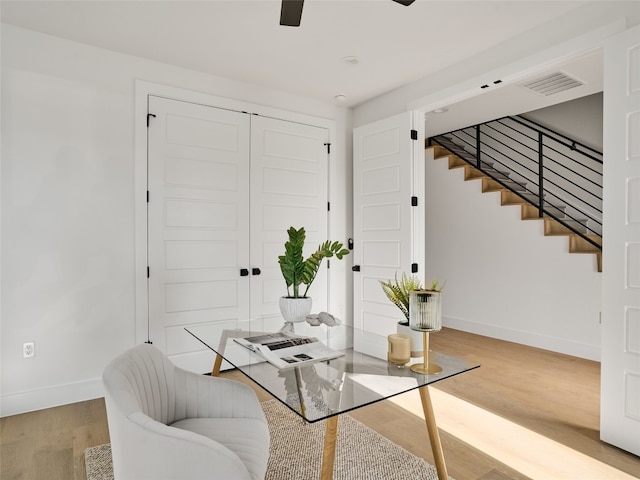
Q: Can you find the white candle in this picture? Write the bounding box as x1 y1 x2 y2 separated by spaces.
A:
387 333 411 366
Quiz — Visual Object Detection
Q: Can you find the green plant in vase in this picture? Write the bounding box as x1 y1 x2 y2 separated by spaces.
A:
380 272 444 357
379 272 423 321
277 226 349 323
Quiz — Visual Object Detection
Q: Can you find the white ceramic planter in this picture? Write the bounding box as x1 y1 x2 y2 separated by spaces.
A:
397 321 424 357
279 297 313 323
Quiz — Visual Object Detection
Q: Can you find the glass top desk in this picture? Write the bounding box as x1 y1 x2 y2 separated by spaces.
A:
185 322 479 480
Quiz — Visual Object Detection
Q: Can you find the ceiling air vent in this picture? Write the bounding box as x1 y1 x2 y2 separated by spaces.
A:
522 72 584 96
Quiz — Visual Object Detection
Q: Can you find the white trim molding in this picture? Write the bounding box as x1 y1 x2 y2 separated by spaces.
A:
1 379 104 417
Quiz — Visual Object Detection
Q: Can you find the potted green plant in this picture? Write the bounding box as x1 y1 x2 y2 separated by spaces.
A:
380 273 444 356
278 226 350 323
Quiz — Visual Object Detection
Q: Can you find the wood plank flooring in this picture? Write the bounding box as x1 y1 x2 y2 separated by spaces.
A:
1 328 639 480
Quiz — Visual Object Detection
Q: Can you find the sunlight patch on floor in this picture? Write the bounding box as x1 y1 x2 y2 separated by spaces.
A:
390 387 636 480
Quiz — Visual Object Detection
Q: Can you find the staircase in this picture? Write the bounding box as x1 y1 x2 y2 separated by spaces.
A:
428 116 602 272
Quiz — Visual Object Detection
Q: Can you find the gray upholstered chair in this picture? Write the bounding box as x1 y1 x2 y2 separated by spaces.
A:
103 344 270 480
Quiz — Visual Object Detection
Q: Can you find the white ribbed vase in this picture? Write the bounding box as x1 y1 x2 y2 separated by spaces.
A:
279 297 313 323
397 321 424 358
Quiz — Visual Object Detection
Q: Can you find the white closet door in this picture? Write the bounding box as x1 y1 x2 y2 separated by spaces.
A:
250 115 330 330
147 96 250 372
353 112 421 347
601 24 640 456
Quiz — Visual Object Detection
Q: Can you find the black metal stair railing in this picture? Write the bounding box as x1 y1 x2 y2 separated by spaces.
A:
430 115 603 250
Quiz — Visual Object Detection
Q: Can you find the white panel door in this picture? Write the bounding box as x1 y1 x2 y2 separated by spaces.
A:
250 115 330 330
353 112 423 348
601 24 640 456
147 96 250 372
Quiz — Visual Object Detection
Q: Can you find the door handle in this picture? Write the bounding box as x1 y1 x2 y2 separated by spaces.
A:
240 268 249 277
252 268 261 276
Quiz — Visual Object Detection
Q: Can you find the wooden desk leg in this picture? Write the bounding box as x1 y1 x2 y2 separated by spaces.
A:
211 354 223 377
320 416 339 480
419 386 448 480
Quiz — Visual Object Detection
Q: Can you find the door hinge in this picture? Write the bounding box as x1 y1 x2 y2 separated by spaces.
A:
411 196 418 207
147 113 156 127
146 191 150 203
324 142 331 154
410 129 418 141
411 263 418 273
147 266 150 278
328 202 330 211
327 260 330 269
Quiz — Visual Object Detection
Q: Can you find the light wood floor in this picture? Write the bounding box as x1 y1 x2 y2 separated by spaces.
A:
1 328 639 480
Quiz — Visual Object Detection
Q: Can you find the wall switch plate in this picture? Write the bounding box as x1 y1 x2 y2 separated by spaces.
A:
23 342 35 358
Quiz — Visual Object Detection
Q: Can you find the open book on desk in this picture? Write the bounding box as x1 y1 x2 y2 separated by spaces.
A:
234 331 344 370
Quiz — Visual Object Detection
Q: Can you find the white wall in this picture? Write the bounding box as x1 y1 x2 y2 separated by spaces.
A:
524 93 604 151
0 24 352 416
425 148 602 360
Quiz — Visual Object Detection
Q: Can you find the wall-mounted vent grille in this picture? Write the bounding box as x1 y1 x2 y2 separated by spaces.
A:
522 72 584 96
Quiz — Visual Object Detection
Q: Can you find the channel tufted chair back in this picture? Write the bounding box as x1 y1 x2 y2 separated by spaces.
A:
103 343 270 480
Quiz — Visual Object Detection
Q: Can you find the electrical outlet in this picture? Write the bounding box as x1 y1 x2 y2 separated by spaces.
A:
23 342 35 358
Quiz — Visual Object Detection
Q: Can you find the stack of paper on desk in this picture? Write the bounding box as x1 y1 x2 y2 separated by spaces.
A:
234 332 344 370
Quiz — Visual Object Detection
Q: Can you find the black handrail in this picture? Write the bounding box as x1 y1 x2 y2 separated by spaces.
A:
431 115 602 250
513 115 603 159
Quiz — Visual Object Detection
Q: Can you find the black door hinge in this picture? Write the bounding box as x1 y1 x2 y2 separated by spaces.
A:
411 196 418 207
410 129 418 141
144 340 153 344
147 266 150 278
328 202 330 211
324 142 331 154
352 265 361 272
147 113 156 127
411 263 418 273
146 191 150 203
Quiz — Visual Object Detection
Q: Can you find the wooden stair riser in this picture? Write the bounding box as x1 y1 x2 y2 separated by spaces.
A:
482 177 505 193
521 204 566 220
501 190 529 206
448 155 467 169
431 145 449 158
544 218 588 236
464 165 485 181
570 235 601 254
483 177 527 194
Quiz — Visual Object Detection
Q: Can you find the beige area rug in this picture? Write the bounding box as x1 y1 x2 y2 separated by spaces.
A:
85 399 444 480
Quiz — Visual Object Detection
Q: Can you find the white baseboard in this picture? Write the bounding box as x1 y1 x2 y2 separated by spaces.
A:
0 378 104 417
443 316 601 362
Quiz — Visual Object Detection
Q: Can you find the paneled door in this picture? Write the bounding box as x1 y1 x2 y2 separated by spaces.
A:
600 24 640 456
147 96 331 371
353 112 424 354
147 96 251 372
250 115 330 330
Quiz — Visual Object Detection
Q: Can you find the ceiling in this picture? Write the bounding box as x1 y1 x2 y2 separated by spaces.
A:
1 0 613 110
